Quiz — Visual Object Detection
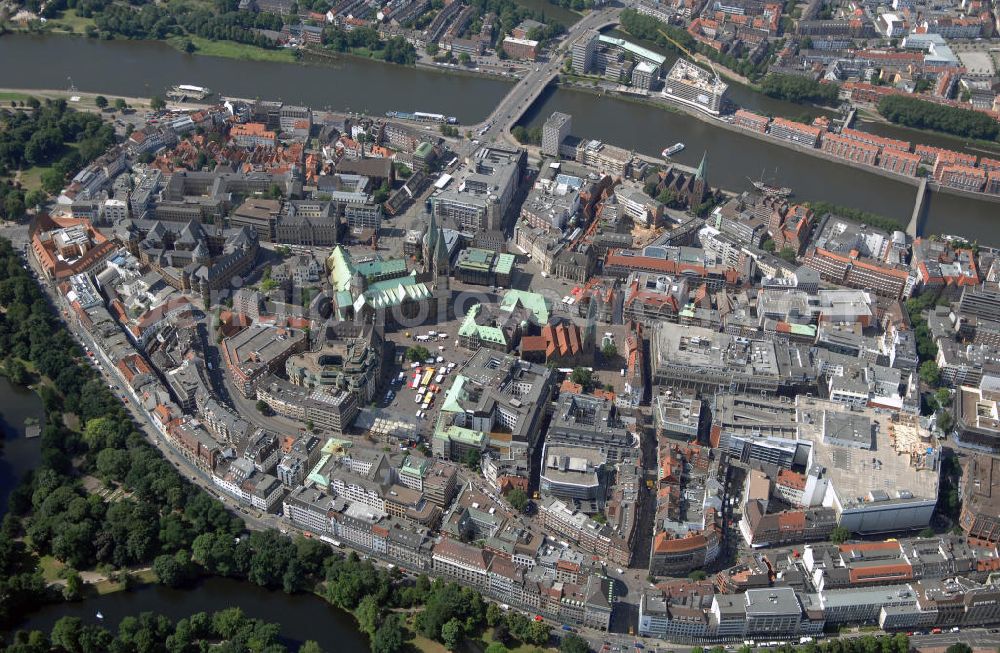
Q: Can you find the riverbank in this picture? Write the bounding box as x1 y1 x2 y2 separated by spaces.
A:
585 82 1000 210
0 87 164 112
855 105 1000 158
167 35 298 64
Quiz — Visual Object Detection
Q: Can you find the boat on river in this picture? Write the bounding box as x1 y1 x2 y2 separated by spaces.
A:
661 142 685 157
749 169 793 197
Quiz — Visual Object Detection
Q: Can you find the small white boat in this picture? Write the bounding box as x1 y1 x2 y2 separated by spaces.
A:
96 611 104 620
661 142 685 158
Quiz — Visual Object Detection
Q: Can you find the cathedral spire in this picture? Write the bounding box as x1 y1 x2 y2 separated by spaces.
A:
695 151 708 182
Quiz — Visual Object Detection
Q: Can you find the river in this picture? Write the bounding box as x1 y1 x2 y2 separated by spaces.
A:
10 576 371 652
0 33 997 240
0 376 46 515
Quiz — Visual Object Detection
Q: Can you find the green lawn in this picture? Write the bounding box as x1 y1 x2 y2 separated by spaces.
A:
14 166 51 192
0 92 34 103
49 9 97 34
39 555 66 582
167 36 297 63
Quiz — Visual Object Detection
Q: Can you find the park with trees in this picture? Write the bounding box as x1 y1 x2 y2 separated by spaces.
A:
877 95 1000 142
0 99 116 221
760 74 841 106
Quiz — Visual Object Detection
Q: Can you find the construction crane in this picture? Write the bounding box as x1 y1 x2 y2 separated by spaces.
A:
657 28 721 87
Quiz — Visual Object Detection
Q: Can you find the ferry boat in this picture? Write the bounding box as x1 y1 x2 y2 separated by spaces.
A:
661 143 685 158
386 110 458 124
167 84 212 101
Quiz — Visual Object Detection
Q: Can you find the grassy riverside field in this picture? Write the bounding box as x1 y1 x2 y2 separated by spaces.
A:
166 35 298 63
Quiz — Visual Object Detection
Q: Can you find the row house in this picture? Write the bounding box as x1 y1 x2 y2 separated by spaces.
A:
821 132 879 166
878 148 921 177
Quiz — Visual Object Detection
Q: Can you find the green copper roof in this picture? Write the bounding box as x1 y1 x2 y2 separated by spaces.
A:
787 323 816 336
597 34 666 66
329 245 409 291
695 151 708 182
355 258 407 279
401 456 429 477
500 289 550 324
358 277 432 310
327 246 354 291
307 453 333 487
494 253 515 276
458 248 495 271
435 421 487 447
441 375 468 414
458 304 508 346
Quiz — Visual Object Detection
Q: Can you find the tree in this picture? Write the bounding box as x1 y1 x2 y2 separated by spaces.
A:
601 342 617 359
94 95 108 109
5 358 30 386
153 552 189 588
507 488 528 512
113 98 127 111
760 73 840 106
570 367 594 391
4 194 25 221
458 52 471 64
50 617 84 652
778 246 797 263
406 346 430 362
878 95 999 141
372 615 406 653
255 399 270 414
761 238 775 252
373 181 390 205
356 594 383 636
561 634 591 653
525 620 550 645
486 602 503 627
938 410 954 434
441 618 464 651
920 361 941 387
464 449 481 471
25 189 47 209
150 96 166 111
830 526 851 544
40 168 66 195
945 645 971 653
300 642 325 653
182 39 196 53
688 570 708 581
62 570 84 601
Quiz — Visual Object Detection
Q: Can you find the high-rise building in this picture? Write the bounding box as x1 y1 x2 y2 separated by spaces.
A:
662 58 728 115
542 111 572 157
572 29 599 74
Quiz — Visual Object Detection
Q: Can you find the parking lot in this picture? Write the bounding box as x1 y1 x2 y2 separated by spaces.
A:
377 326 472 444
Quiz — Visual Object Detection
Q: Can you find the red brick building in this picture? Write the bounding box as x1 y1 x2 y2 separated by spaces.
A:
821 132 879 166
733 109 769 133
936 163 987 192
878 148 921 176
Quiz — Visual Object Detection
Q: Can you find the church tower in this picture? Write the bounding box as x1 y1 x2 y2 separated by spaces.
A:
422 210 438 275
692 151 709 206
432 226 450 319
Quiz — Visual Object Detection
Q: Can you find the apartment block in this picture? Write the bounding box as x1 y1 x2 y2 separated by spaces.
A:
769 118 823 147
821 132 879 166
